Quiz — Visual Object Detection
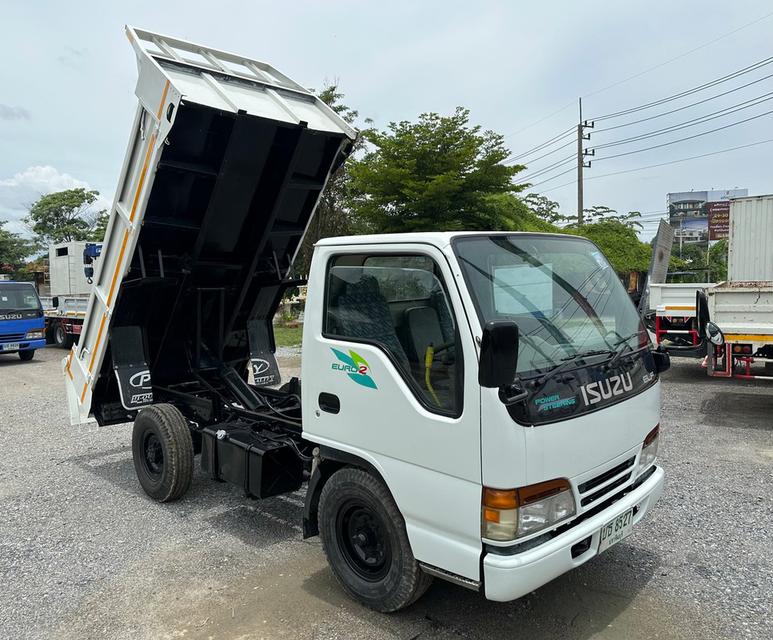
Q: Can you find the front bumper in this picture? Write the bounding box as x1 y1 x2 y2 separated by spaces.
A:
483 465 664 602
0 338 46 353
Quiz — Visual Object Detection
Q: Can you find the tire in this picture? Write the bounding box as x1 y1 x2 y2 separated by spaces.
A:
318 467 432 612
131 404 193 502
18 350 35 361
53 323 74 349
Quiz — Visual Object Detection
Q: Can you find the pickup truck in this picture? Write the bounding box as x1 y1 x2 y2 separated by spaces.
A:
0 280 46 361
64 27 669 612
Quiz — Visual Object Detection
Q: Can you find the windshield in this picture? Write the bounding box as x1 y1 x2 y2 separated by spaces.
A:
0 283 42 313
454 234 646 378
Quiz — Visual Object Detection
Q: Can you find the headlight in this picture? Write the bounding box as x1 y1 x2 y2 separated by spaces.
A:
25 329 44 339
482 478 576 542
637 424 660 475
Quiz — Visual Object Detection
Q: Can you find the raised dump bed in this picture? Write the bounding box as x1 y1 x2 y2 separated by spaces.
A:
63 27 355 426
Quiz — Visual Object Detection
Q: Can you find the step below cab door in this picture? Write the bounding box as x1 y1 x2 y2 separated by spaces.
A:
303 242 482 581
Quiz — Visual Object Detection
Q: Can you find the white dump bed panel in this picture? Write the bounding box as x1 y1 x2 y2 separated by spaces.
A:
728 195 773 282
63 26 355 425
649 283 716 318
708 284 773 339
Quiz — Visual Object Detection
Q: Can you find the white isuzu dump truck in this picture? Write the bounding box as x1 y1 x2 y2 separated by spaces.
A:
63 27 669 611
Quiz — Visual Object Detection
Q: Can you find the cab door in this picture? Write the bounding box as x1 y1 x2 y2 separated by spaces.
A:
302 241 482 580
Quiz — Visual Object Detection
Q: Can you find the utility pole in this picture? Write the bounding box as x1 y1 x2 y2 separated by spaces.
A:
577 98 593 225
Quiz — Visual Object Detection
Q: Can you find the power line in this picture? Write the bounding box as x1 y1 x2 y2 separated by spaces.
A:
594 70 773 133
517 155 575 182
590 55 773 122
511 138 575 166
528 166 577 188
534 138 773 193
502 10 773 138
593 108 773 161
583 11 773 102
505 127 574 163
591 91 773 150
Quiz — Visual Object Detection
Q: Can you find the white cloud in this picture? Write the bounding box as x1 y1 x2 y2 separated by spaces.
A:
0 166 107 236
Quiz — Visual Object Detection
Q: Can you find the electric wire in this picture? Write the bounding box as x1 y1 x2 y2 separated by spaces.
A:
589 55 773 122
590 91 773 150
527 166 576 188
507 137 575 166
593 70 773 132
517 155 575 183
505 127 575 163
533 138 773 193
592 108 773 161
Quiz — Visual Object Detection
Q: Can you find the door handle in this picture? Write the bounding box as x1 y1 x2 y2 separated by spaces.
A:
318 392 340 414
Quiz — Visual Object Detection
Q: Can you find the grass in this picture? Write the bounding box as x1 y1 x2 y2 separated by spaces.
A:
273 325 303 347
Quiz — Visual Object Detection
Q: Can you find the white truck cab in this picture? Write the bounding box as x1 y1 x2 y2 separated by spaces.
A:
64 27 668 613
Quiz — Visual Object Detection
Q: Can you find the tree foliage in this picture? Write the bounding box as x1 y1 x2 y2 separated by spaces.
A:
565 220 651 273
348 107 526 233
24 188 106 244
0 220 35 279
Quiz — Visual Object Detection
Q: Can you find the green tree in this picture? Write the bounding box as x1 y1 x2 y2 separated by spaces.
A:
522 193 569 225
24 188 106 244
293 83 371 275
89 209 110 241
348 107 526 232
566 219 651 273
0 220 35 279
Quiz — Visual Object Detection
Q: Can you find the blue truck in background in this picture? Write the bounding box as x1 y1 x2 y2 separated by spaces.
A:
0 280 47 361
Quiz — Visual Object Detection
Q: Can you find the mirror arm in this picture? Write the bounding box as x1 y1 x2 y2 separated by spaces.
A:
498 379 529 406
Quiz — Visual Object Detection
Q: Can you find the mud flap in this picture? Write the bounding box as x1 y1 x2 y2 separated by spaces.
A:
247 319 281 386
111 325 154 410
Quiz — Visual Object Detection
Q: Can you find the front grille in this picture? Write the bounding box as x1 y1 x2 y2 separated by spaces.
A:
577 456 636 508
0 332 26 342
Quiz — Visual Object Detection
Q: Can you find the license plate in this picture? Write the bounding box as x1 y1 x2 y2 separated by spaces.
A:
598 508 634 553
1 343 20 351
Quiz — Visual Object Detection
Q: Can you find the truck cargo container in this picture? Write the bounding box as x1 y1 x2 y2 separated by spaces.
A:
63 27 669 611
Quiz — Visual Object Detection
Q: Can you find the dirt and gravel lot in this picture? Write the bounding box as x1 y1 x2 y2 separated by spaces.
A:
1 346 771 640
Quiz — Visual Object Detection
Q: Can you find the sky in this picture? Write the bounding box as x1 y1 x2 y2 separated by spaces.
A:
1 0 771 240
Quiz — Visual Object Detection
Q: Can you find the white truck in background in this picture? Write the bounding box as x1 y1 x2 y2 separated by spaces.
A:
41 241 102 347
700 194 773 380
648 282 716 357
63 27 669 612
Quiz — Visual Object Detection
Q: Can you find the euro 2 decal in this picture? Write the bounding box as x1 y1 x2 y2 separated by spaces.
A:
331 348 377 389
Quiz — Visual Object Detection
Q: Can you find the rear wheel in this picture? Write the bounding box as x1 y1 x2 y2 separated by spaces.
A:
53 323 73 349
132 404 193 502
18 350 35 361
318 467 432 612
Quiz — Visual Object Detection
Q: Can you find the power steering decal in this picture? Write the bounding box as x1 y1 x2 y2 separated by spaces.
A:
331 348 377 389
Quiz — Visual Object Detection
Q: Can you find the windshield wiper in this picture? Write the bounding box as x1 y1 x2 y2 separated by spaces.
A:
607 332 644 368
533 348 614 388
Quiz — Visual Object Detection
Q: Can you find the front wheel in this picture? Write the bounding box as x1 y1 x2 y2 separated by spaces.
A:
131 404 193 502
318 467 432 612
18 350 35 361
53 323 73 349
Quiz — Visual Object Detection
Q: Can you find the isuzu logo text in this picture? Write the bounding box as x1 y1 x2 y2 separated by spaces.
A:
579 372 633 406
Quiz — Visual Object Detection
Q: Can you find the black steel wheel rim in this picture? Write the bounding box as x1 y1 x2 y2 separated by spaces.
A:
335 499 392 582
141 431 164 479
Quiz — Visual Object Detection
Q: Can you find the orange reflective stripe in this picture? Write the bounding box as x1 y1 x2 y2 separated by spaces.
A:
725 334 773 343
664 305 695 311
80 383 88 404
156 80 170 120
129 132 157 223
107 229 130 307
88 313 109 373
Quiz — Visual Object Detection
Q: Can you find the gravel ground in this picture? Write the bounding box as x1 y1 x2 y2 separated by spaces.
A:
1 347 771 639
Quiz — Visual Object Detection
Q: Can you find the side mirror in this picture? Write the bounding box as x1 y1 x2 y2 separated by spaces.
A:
696 290 709 339
652 345 670 373
479 320 519 388
52 296 59 309
705 321 725 346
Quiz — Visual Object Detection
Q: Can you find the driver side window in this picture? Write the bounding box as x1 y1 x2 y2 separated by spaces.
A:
324 254 461 416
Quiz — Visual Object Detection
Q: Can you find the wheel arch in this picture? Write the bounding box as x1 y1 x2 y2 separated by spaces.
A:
303 445 392 539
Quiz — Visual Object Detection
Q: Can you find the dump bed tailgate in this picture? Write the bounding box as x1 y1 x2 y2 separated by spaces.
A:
64 27 355 425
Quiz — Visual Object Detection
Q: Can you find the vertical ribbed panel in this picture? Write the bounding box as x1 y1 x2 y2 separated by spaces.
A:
728 195 773 282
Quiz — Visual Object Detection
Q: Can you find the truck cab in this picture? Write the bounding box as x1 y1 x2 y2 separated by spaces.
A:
64 27 668 613
0 281 46 361
302 232 667 602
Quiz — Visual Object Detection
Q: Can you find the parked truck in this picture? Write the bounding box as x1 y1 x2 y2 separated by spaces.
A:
648 282 716 357
0 280 46 361
42 241 102 347
700 194 773 380
63 27 669 611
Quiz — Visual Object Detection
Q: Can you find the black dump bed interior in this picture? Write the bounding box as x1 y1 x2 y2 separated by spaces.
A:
92 100 351 425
